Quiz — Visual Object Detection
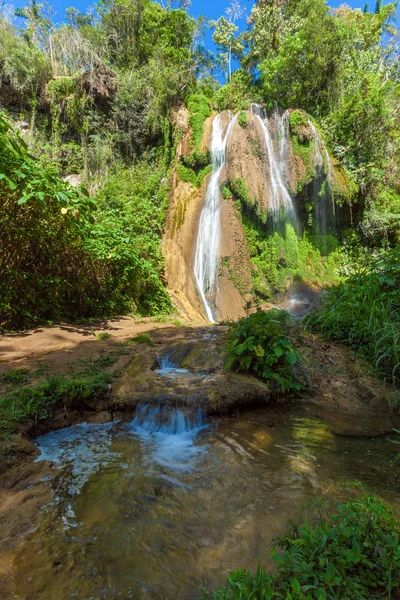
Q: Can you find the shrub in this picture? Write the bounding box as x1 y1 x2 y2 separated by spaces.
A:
95 332 112 340
238 111 248 128
305 248 400 385
225 310 301 393
209 495 400 600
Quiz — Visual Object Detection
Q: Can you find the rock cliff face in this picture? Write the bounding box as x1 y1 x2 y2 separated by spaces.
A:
163 106 354 322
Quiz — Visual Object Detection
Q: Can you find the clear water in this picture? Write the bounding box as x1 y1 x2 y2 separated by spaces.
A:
193 112 236 322
13 404 400 600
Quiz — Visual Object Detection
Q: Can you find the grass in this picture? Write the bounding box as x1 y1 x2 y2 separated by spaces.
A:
124 333 154 346
0 372 112 434
2 367 31 386
95 332 112 340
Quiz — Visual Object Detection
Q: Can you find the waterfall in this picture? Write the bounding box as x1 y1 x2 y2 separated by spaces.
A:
309 120 336 249
194 113 236 322
252 105 297 225
275 109 291 187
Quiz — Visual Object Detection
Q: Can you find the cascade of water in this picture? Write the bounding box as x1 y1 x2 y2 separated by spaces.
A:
131 404 206 435
193 113 236 322
275 109 291 187
309 120 336 246
252 104 297 223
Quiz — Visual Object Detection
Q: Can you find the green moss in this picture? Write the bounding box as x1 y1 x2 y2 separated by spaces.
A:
238 111 248 128
124 333 154 345
186 93 212 153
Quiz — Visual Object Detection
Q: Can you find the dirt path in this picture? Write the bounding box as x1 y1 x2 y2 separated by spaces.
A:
0 316 198 374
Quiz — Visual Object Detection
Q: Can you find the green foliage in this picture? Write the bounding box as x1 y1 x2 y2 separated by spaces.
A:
209 495 400 600
305 248 400 385
221 183 232 200
186 94 212 153
225 310 301 394
0 372 112 433
213 70 261 112
181 150 211 169
228 178 257 210
238 111 248 129
0 111 171 329
176 163 212 188
47 77 77 100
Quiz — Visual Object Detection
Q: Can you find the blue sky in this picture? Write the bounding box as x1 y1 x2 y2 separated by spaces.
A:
11 0 371 26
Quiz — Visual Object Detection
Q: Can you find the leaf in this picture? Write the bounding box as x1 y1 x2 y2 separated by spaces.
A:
17 192 35 204
286 352 298 365
254 344 265 357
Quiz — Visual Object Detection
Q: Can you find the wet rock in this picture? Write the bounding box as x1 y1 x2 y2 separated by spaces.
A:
111 327 272 414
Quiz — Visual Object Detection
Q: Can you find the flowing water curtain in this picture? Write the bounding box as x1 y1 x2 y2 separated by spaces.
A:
251 104 298 230
194 112 237 322
309 120 337 251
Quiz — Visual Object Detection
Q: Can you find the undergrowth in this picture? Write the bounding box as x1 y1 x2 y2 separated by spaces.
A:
207 495 400 600
305 248 400 387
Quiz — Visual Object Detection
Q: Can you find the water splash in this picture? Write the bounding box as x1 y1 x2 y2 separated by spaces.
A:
252 104 297 226
155 352 190 377
34 421 119 528
194 112 236 322
34 422 117 496
128 404 207 473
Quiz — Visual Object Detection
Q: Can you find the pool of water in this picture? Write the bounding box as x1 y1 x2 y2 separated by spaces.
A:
13 403 400 600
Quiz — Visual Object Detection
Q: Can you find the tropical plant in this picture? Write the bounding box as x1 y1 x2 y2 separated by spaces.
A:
225 310 301 393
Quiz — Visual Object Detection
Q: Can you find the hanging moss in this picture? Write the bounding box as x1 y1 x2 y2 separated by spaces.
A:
186 93 212 153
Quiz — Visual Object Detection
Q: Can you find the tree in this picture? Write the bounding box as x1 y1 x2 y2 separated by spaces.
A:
212 1 244 82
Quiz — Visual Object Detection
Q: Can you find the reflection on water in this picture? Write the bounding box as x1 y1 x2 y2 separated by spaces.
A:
14 405 400 600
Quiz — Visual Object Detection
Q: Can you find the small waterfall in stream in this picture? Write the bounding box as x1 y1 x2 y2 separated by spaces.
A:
131 404 206 435
252 104 298 228
194 113 236 322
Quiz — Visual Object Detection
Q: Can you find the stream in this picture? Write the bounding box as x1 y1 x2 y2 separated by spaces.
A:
13 400 400 600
